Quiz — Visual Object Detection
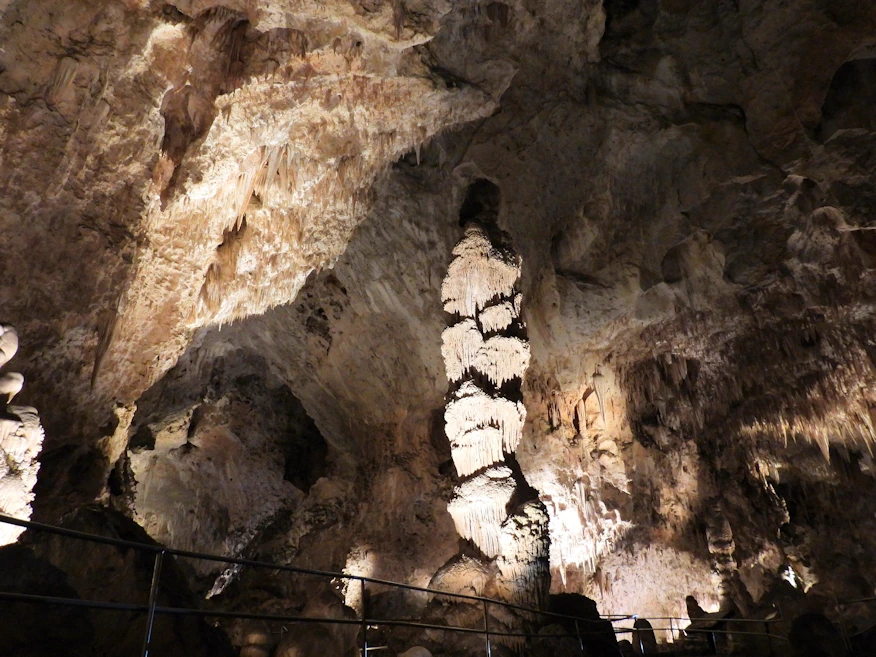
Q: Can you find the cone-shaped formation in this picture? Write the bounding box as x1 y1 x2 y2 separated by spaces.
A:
447 427 505 480
441 326 533 388
441 219 550 609
441 320 484 383
476 336 531 388
0 324 44 546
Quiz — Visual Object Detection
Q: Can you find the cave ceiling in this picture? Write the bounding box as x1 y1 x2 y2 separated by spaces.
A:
1 0 876 637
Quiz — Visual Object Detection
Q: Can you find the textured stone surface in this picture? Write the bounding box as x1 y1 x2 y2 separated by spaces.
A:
0 325 44 546
1 0 876 653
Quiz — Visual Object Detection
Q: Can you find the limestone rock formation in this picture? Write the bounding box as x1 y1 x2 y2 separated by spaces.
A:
496 500 551 609
444 382 526 475
447 465 517 558
705 500 739 610
441 219 550 608
2 0 876 653
0 325 18 368
0 324 44 546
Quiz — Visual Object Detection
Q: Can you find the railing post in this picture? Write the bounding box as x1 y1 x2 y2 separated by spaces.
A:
764 620 773 657
834 594 851 652
483 599 491 657
636 619 644 655
141 550 165 657
360 578 368 657
574 619 584 656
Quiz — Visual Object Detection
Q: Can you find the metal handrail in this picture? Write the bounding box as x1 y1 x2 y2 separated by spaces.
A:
6 589 744 639
837 596 876 605
614 614 785 624
0 513 617 656
0 513 793 655
0 513 604 625
614 626 789 639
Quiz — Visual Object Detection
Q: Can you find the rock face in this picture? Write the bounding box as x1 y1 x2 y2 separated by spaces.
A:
1 0 876 654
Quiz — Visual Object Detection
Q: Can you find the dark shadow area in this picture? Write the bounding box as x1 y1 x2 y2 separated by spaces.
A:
283 408 328 493
459 178 501 226
819 57 876 141
0 506 234 657
602 0 659 40
548 593 619 655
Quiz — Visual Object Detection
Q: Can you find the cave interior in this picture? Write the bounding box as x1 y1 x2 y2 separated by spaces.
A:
0 0 876 655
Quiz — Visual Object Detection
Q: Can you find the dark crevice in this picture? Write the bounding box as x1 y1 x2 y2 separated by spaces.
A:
818 57 876 142
128 424 155 453
459 178 501 226
283 410 328 493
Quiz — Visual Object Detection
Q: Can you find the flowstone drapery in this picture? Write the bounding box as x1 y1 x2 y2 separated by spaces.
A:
441 220 549 609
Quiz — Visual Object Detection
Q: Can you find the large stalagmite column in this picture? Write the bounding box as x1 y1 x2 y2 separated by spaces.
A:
441 219 550 609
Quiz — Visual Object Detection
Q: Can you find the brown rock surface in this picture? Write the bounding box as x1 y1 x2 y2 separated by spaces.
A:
1 0 876 653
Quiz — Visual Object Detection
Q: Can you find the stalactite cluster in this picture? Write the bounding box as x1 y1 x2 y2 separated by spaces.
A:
441 221 549 608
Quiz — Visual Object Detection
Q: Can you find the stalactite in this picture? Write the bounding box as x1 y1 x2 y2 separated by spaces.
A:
592 371 609 425
442 325 529 387
441 319 484 383
475 336 530 387
449 427 505 478
547 484 631 585
45 57 78 104
444 382 526 456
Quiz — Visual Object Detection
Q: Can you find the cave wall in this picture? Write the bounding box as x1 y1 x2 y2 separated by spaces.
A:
1 0 876 652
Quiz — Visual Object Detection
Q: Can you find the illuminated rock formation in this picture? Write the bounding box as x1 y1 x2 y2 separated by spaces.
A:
0 325 18 369
705 500 740 611
3 1 876 653
441 224 521 318
444 382 526 476
447 465 517 558
441 217 550 607
0 325 44 546
496 500 551 609
0 372 23 403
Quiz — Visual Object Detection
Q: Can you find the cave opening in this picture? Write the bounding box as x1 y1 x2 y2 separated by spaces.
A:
819 55 876 141
282 405 328 493
458 178 501 226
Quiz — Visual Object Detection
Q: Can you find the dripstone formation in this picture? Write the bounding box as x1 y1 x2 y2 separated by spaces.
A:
0 324 44 546
441 220 549 609
3 0 876 653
